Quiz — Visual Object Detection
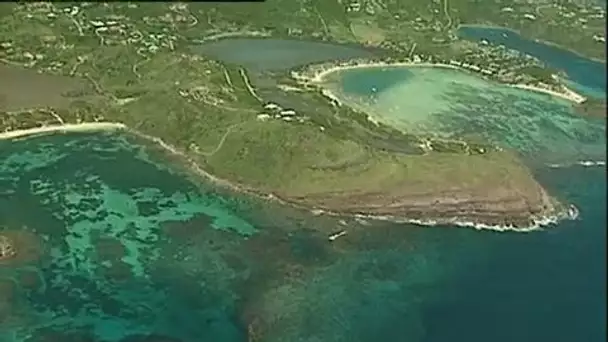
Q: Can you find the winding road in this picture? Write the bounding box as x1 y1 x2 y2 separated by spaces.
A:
199 122 248 157
443 0 453 30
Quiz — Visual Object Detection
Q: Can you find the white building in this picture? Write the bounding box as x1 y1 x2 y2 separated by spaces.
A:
263 103 280 110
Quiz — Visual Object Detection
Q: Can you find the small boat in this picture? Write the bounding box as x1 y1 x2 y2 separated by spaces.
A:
328 230 347 241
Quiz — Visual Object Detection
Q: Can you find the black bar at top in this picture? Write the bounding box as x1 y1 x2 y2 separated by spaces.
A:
186 0 266 2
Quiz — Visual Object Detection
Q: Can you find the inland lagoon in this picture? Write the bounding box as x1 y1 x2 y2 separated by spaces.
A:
191 38 381 72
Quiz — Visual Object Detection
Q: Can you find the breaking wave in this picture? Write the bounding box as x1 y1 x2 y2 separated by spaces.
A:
364 205 578 233
313 204 579 234
547 160 606 168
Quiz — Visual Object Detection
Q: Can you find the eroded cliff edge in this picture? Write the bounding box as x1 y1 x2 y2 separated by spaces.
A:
277 150 567 228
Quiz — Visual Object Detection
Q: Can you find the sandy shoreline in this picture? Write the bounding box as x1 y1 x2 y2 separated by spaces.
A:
0 122 126 140
306 61 460 83
511 84 586 104
296 60 587 104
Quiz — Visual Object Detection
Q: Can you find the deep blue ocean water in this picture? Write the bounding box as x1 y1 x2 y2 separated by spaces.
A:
421 164 606 342
458 25 606 99
321 28 605 341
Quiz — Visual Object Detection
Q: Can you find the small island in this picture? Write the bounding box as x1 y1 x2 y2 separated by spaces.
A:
0 229 44 266
0 235 16 261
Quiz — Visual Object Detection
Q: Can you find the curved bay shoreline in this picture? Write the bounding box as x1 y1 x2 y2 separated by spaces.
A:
293 60 587 104
0 122 577 231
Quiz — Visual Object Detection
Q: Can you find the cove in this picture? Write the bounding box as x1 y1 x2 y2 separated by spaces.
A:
457 25 606 99
328 65 606 164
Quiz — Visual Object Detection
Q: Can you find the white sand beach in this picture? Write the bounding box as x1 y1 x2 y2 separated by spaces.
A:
298 60 587 104
511 84 586 104
0 122 126 140
306 61 459 83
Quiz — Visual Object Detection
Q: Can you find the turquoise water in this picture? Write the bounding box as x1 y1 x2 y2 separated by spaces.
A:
340 67 415 95
0 130 604 342
0 132 487 342
311 37 605 341
331 66 606 164
0 132 260 341
457 25 606 99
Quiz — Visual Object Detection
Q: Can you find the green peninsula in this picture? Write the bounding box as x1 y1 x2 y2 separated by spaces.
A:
1 1 596 227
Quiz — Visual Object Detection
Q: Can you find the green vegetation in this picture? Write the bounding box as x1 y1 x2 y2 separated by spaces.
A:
518 65 557 81
0 1 577 220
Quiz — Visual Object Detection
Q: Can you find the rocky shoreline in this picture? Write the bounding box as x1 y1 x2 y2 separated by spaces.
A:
2 123 573 231
288 183 572 231
128 127 571 231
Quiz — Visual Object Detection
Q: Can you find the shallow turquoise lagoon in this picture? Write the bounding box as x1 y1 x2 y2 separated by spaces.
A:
330 66 605 164
0 132 260 341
